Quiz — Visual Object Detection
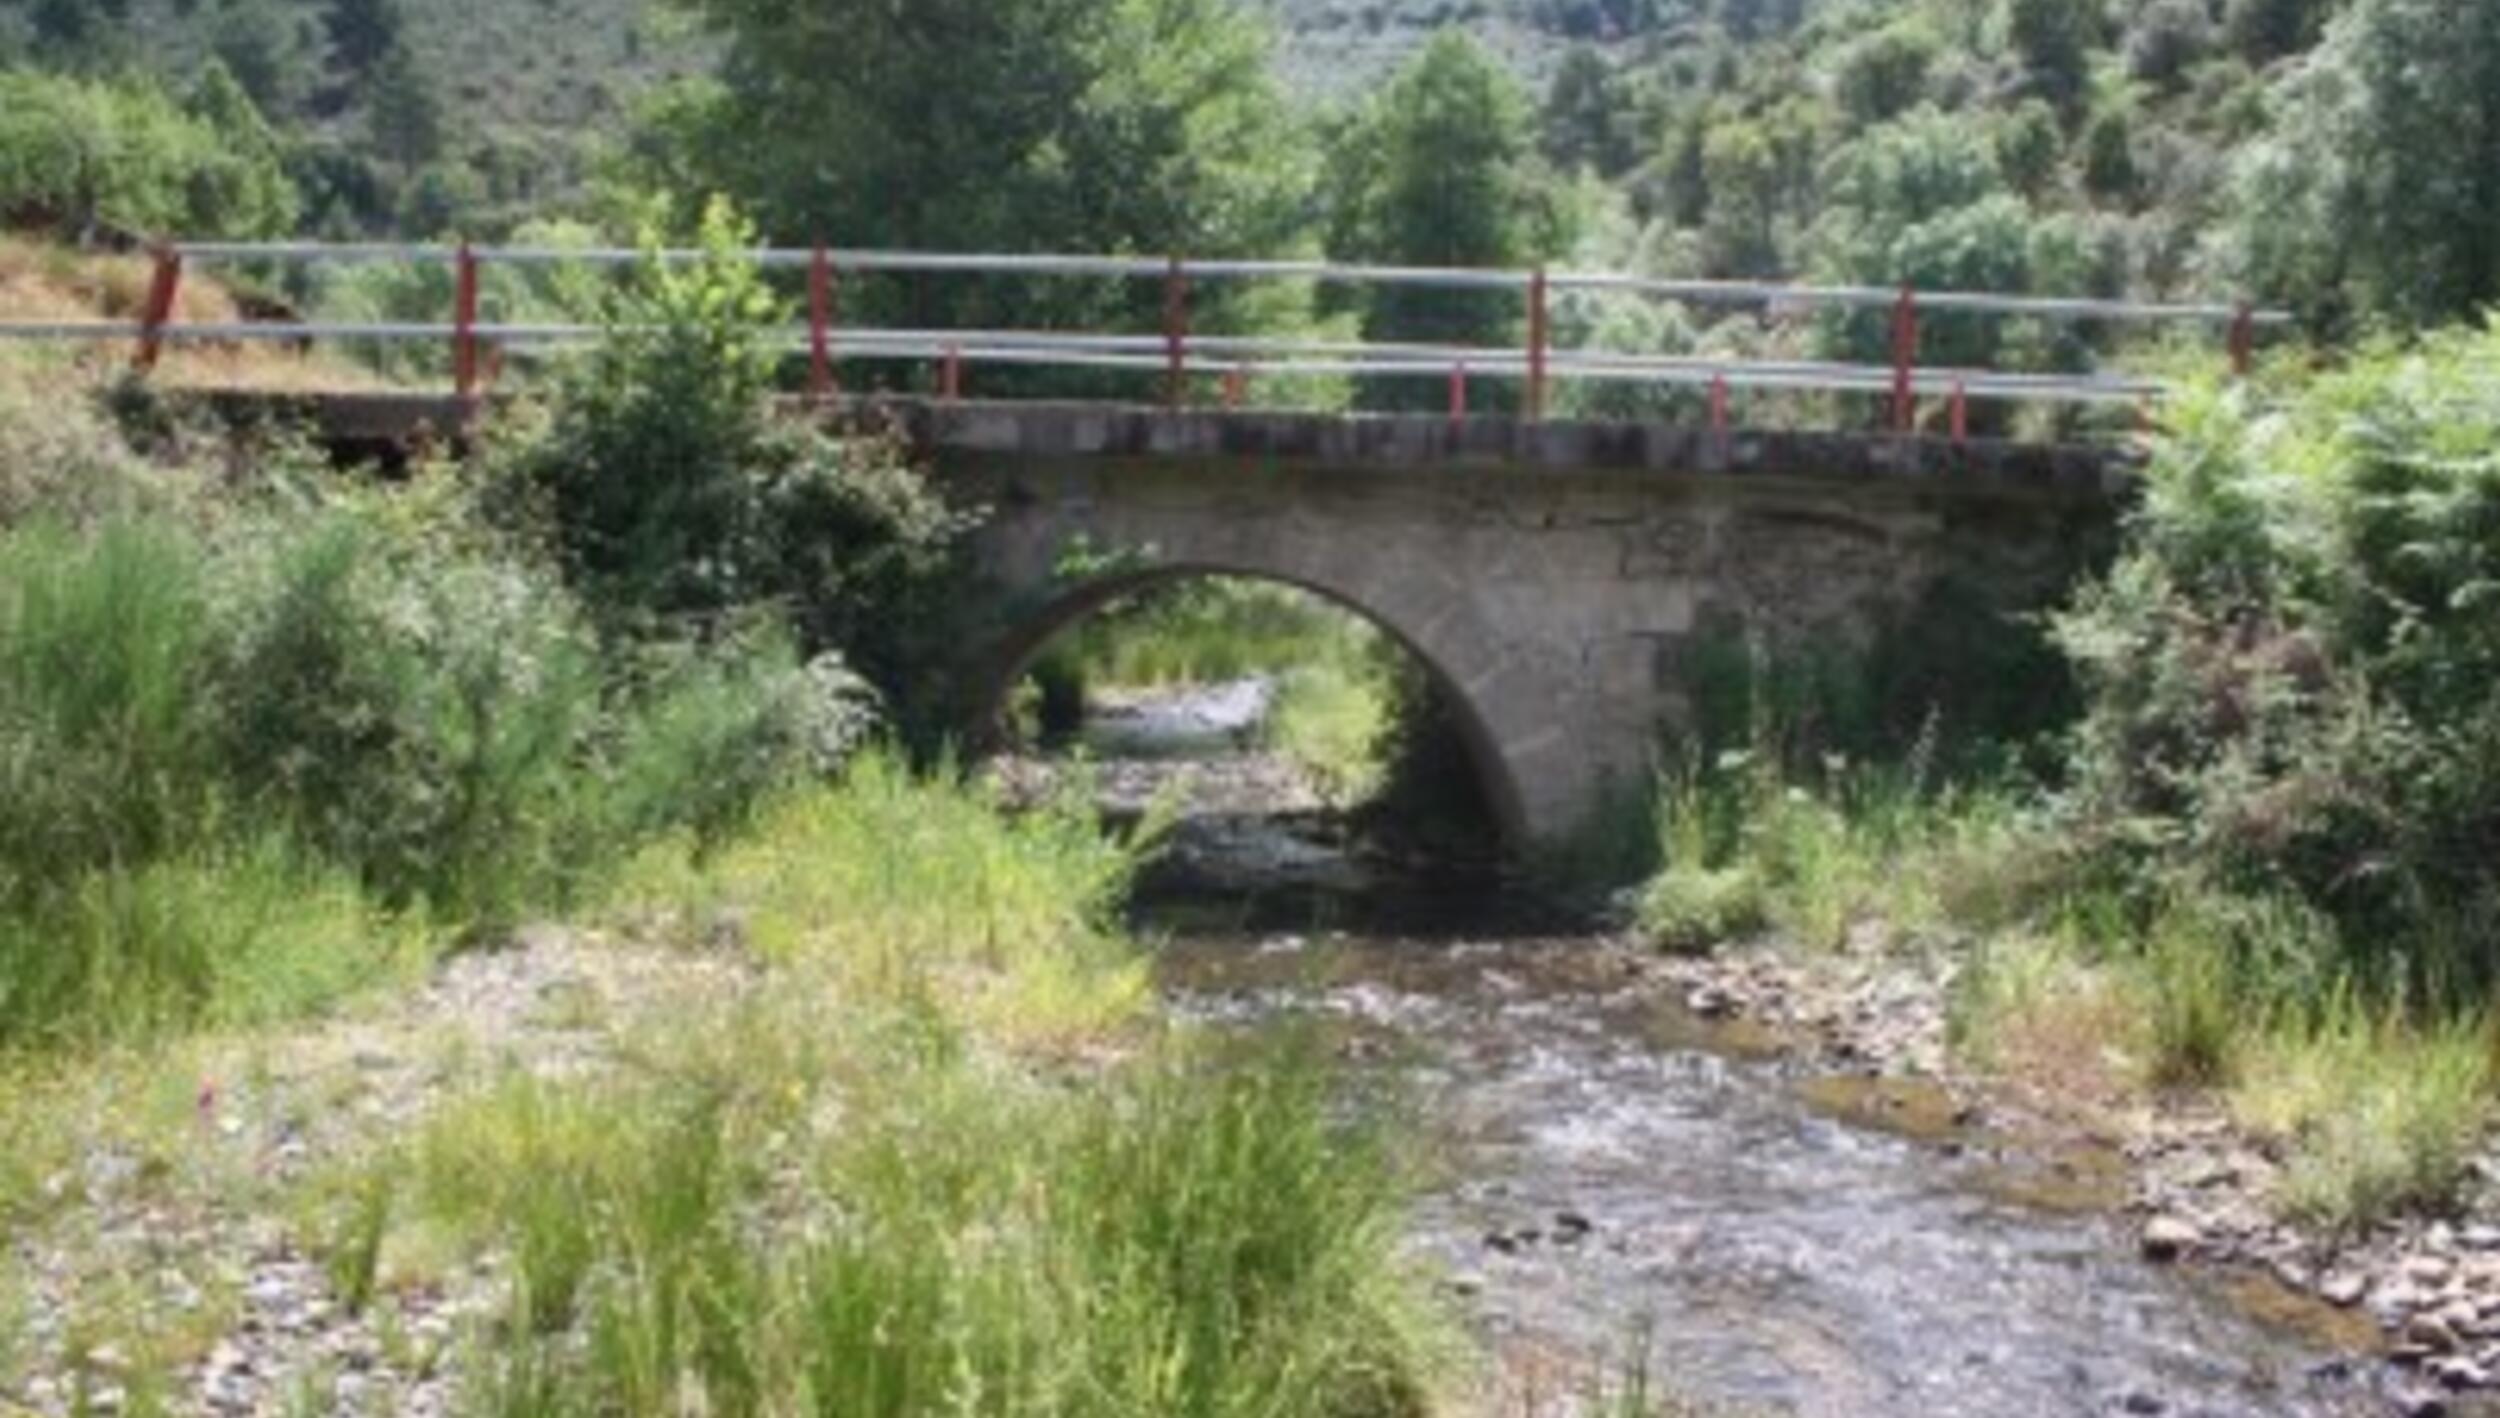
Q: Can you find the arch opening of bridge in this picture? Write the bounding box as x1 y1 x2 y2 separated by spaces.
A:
970 564 1526 847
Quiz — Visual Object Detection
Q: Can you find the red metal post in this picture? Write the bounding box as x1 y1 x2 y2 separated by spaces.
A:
2228 302 2255 380
940 344 963 402
1163 254 1189 410
1527 268 1550 423
1449 362 1469 421
452 242 481 400
1950 380 1969 446
808 243 839 401
1708 372 1730 435
1889 284 1918 434
132 243 183 375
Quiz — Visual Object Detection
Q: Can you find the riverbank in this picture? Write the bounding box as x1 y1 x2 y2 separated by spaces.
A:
0 764 1449 1417
1652 932 2500 1414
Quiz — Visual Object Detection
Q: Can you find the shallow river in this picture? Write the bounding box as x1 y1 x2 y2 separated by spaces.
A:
1062 684 2391 1417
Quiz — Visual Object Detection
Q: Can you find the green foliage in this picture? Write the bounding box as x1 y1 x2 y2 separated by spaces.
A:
363 42 443 172
1833 18 1939 125
0 357 844 1051
1639 861 1768 954
2224 0 2500 328
629 0 1316 393
2057 328 2500 1009
2005 0 2103 113
209 0 310 112
1810 105 2107 375
391 757 1438 1416
1325 29 1559 411
323 0 404 73
1541 43 1635 174
494 201 971 733
0 67 295 237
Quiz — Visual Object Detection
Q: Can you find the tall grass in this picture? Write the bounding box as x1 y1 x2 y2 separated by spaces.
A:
614 751 1147 1046
0 490 827 1054
376 768 1446 1418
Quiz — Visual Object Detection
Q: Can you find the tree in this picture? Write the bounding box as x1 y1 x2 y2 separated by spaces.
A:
2224 0 2332 62
0 69 293 238
1324 31 1550 411
2226 0 2500 327
1810 106 2102 372
365 42 443 171
2081 105 2138 206
2005 0 2102 115
1541 45 1630 175
209 0 308 114
641 0 1306 263
184 59 298 237
1833 21 1938 125
324 0 403 74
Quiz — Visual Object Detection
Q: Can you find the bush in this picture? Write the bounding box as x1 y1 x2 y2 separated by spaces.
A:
493 199 971 737
1639 864 1767 954
2057 334 2500 1009
0 68 294 238
0 476 838 1048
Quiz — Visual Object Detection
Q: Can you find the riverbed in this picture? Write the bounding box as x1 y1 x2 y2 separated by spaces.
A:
1042 680 2395 1417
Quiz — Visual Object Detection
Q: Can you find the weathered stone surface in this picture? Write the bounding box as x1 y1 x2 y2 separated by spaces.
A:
909 400 2128 844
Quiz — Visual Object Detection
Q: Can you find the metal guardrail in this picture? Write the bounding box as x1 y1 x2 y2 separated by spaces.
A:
0 240 2292 436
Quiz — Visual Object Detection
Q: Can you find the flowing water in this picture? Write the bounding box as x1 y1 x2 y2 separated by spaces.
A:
1054 683 2393 1417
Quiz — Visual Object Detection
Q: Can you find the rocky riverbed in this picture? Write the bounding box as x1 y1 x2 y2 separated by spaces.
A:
1651 937 2500 1417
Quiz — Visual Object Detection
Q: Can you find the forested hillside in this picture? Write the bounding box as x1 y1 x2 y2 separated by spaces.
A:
9 0 2475 346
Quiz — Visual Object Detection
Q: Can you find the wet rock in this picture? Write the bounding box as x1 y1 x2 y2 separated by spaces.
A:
2411 1311 2467 1355
2414 1255 2462 1288
1552 1210 1592 1245
2318 1271 2369 1307
2115 1389 2167 1414
1685 984 1736 1019
2140 1215 2201 1262
2399 1390 2452 1418
1482 1229 1521 1255
2433 1356 2495 1391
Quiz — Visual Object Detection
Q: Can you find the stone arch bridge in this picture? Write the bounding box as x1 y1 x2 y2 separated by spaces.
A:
900 400 2127 847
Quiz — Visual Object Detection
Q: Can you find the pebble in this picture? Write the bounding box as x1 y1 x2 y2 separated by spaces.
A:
2411 1254 2460 1287
2409 1311 2465 1355
2139 1216 2201 1263
2318 1271 2369 1307
2434 1356 2495 1391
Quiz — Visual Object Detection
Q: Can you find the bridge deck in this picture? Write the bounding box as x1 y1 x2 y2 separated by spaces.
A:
186 389 2134 501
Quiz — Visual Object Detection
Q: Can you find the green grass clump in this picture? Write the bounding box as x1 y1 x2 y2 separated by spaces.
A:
1266 654 1395 805
0 491 825 1054
380 767 1444 1418
614 753 1148 1046
2224 989 2494 1232
0 841 417 1054
415 1036 1438 1418
1638 865 1766 955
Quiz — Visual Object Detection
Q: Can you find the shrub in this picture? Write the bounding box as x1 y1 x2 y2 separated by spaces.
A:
492 199 971 737
0 69 294 238
0 475 839 1048
2057 336 2500 1009
1639 864 1767 954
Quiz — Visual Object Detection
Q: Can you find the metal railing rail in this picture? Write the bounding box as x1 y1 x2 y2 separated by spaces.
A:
2 239 2291 436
